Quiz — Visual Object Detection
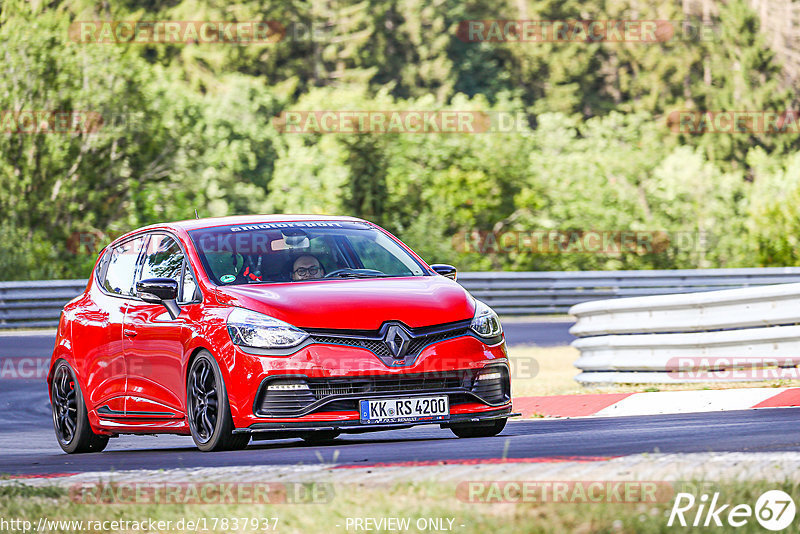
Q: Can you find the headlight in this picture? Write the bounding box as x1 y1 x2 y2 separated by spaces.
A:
470 300 503 338
227 308 309 349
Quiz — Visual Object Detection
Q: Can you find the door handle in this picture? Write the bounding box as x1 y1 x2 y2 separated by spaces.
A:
123 328 138 338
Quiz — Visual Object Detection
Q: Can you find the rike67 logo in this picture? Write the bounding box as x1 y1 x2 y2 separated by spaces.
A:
668 490 796 530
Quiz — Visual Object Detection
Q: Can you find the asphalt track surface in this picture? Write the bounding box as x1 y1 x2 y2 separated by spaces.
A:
2 406 800 476
3 322 798 476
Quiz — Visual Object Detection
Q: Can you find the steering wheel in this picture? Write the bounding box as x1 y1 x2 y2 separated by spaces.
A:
324 268 385 279
324 268 352 278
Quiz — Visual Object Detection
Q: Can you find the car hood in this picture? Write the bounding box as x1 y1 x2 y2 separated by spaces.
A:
215 276 475 330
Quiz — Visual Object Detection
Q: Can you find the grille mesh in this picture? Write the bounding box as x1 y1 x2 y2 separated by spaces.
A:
310 336 392 357
307 371 468 398
308 328 470 359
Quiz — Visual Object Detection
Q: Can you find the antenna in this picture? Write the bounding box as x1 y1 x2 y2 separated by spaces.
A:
194 209 199 220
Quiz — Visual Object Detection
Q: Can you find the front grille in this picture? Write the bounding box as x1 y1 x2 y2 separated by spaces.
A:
256 367 510 417
310 336 393 357
307 371 468 397
307 327 471 360
406 330 468 355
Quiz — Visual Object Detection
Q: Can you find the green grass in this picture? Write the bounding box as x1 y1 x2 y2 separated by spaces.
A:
0 482 65 499
1 479 799 533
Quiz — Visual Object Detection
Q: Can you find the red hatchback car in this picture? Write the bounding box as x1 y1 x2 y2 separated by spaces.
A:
48 215 513 453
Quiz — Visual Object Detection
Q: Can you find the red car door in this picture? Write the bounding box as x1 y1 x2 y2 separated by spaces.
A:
80 235 145 415
122 233 191 420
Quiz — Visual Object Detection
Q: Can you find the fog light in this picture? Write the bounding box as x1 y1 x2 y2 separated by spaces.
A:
267 380 310 391
476 371 502 381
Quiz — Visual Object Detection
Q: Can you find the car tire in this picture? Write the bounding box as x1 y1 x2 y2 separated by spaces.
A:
449 418 507 438
51 360 109 454
299 430 340 444
187 350 250 452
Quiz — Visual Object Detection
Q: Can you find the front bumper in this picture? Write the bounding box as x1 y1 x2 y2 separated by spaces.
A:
254 364 510 416
223 332 511 429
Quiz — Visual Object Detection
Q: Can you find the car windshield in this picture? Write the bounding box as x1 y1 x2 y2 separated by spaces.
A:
188 221 428 285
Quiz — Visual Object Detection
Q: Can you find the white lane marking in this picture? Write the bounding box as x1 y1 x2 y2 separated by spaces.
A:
594 387 788 417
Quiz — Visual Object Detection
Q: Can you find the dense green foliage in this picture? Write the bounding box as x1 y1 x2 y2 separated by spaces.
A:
0 0 798 279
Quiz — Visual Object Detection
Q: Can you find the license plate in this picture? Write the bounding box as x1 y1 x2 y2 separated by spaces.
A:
359 396 449 424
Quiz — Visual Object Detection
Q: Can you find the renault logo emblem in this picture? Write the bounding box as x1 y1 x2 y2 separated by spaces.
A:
384 324 411 359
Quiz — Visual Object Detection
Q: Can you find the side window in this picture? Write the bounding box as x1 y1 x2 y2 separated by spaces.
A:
139 234 200 304
94 247 111 286
103 236 146 297
180 263 198 303
140 234 184 283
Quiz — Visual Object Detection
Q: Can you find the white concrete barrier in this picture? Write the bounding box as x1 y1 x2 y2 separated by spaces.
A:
569 283 800 384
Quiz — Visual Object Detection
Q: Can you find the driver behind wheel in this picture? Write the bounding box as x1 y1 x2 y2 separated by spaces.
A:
291 254 324 281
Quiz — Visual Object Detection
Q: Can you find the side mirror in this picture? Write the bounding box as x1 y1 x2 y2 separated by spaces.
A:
430 264 457 281
136 278 181 319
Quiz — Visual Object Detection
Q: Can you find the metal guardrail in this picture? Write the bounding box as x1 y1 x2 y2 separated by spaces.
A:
4 268 800 329
569 281 800 384
458 267 800 315
0 280 88 329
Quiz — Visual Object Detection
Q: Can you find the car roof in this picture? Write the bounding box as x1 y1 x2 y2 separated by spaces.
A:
139 214 369 233
107 215 371 246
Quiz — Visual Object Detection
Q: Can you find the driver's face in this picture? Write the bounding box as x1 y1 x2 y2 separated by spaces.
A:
292 256 323 281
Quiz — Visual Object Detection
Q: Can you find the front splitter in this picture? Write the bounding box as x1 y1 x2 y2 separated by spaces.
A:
235 408 519 437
